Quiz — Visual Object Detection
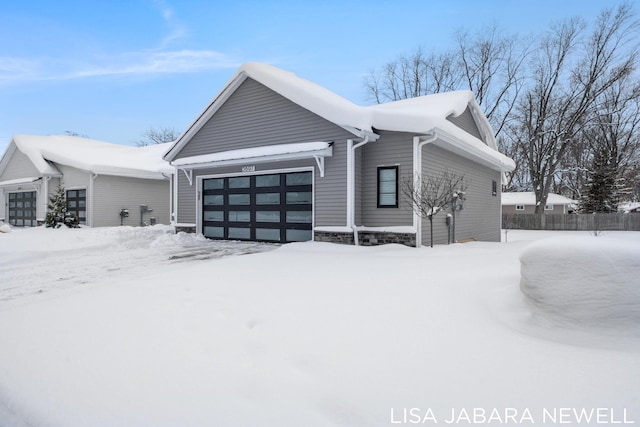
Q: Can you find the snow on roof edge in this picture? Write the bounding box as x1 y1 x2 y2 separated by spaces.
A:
164 62 514 170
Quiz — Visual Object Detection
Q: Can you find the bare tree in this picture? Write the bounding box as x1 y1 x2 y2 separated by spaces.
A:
364 48 461 103
455 24 529 137
512 3 639 212
63 130 89 138
364 24 527 140
136 127 179 147
402 170 469 247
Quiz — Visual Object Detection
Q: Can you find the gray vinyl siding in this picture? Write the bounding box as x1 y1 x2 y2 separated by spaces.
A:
176 78 355 159
93 175 170 227
176 171 195 224
360 131 414 226
0 145 41 181
173 77 354 227
43 177 62 221
421 144 502 245
58 164 90 190
354 148 363 225
446 107 483 142
0 146 44 222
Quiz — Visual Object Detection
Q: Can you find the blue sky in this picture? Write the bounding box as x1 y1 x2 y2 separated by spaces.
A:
0 0 624 152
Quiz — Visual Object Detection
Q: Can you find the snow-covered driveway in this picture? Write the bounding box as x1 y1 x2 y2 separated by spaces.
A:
0 225 276 303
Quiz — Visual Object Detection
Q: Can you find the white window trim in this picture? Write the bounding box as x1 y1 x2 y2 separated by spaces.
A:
515 204 525 211
544 204 554 211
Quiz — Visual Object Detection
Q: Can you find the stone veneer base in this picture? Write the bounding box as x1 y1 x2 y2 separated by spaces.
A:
314 231 416 248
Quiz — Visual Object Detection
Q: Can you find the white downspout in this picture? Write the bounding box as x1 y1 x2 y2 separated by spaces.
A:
162 172 174 225
413 133 438 248
89 173 98 227
43 176 52 224
347 135 371 246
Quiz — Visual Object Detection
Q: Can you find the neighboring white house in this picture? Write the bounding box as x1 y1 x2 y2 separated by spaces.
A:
502 192 576 214
0 135 173 227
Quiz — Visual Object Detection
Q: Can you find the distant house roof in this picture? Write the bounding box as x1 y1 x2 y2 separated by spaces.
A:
502 192 576 206
3 135 173 180
164 62 515 173
620 202 640 213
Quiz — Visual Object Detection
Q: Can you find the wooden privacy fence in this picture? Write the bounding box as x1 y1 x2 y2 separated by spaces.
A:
502 213 640 231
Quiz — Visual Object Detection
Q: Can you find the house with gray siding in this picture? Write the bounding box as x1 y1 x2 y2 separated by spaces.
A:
0 135 172 227
163 62 515 247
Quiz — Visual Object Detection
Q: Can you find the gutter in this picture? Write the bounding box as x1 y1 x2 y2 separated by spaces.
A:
347 134 375 246
89 173 98 227
413 133 438 248
43 176 52 222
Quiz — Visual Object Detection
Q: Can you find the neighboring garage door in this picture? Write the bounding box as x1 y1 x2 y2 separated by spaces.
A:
8 191 37 227
202 171 313 243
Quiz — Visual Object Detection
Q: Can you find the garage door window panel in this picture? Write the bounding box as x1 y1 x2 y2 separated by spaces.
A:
256 211 280 222
228 194 250 205
256 193 280 205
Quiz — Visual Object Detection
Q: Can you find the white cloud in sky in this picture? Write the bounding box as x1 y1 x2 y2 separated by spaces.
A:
68 50 240 78
152 0 189 49
0 2 238 86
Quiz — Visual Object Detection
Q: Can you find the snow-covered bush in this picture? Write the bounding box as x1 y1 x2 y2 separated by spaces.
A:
45 187 79 228
520 236 640 327
0 222 11 233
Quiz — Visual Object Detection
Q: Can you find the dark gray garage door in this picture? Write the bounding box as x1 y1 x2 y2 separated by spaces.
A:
8 191 37 227
202 171 313 243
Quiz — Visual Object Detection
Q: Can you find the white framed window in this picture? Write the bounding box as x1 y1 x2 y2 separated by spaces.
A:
515 205 525 211
544 204 554 211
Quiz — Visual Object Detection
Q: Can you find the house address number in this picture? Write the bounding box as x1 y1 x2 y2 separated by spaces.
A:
242 165 256 172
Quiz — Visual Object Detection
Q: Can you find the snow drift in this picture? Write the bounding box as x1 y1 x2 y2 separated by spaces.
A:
520 236 640 327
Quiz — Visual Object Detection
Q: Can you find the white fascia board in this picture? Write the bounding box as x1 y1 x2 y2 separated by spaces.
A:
66 165 167 181
433 127 515 172
173 144 333 170
97 170 169 180
0 176 42 187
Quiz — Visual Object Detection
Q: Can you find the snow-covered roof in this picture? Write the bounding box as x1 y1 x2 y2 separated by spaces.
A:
7 135 173 180
165 62 515 172
619 202 640 213
501 192 576 206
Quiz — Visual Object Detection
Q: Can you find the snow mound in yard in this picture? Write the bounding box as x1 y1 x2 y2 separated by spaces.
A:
150 230 210 248
520 236 640 327
0 223 11 233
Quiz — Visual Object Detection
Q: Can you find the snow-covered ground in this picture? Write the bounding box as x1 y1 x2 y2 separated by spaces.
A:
0 225 639 426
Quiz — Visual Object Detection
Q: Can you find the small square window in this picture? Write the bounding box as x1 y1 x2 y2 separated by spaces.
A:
377 166 398 208
544 204 554 211
515 205 525 211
